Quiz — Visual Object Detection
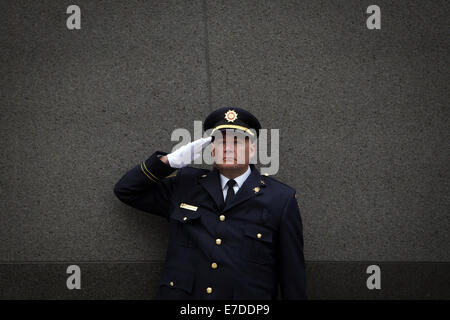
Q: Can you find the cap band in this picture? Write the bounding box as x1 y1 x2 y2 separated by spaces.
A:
210 124 255 137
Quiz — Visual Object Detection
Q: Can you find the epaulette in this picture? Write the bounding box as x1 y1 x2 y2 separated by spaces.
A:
164 172 178 179
179 166 211 179
260 173 296 192
162 167 210 180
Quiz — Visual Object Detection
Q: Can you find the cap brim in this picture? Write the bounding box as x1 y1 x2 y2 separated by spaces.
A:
210 124 255 137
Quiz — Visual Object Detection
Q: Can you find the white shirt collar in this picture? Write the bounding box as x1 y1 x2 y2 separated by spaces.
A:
219 166 252 191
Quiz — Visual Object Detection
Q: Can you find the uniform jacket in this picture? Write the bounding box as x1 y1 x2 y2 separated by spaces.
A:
114 151 306 300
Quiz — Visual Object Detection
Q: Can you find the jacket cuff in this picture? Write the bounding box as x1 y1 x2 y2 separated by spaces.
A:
141 151 176 183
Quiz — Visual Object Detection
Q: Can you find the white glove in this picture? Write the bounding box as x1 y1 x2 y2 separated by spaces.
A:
167 137 212 168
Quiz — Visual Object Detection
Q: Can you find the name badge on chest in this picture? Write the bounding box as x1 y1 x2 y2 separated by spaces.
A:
180 203 198 211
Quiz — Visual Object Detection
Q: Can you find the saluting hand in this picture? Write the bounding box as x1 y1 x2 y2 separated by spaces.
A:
161 137 212 168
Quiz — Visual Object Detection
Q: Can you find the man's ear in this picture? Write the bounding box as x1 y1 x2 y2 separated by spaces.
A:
249 141 256 159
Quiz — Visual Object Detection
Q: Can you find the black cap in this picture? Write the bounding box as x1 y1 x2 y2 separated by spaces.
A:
203 107 262 138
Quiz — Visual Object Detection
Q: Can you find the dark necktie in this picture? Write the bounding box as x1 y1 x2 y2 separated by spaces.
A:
224 179 236 207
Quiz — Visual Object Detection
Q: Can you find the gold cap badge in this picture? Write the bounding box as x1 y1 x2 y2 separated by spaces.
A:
224 109 238 122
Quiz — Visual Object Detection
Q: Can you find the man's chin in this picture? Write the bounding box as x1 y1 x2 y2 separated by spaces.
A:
214 162 247 171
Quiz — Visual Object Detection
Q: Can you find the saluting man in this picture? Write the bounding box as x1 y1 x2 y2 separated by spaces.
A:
114 107 306 299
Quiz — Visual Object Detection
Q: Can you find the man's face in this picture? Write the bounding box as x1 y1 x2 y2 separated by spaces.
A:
211 130 256 170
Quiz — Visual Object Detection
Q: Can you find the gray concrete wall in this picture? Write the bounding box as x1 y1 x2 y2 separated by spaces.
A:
0 0 448 298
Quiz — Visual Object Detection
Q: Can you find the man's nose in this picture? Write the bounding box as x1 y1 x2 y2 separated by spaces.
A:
224 140 235 152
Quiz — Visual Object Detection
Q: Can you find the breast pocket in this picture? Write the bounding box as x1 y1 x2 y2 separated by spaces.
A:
240 224 274 265
170 204 202 248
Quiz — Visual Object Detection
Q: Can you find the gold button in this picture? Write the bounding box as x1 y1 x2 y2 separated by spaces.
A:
257 233 262 239
183 217 187 221
216 238 222 245
211 262 218 269
169 281 174 287
206 287 213 294
219 215 225 221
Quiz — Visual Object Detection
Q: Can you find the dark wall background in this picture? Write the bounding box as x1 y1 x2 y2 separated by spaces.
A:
0 0 449 299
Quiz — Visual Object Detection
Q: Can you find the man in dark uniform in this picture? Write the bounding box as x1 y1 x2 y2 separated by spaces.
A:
113 107 306 299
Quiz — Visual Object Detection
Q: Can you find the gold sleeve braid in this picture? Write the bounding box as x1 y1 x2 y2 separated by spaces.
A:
140 161 159 183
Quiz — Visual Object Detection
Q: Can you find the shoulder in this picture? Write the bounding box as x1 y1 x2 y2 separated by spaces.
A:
160 166 210 181
178 166 210 179
262 174 296 196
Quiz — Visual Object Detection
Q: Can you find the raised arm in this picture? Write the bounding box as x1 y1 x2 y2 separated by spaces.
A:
113 151 177 220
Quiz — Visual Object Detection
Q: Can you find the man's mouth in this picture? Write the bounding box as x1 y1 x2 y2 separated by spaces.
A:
222 156 236 163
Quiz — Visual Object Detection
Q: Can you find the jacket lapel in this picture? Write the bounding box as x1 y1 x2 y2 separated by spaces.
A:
199 167 225 210
222 165 264 212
